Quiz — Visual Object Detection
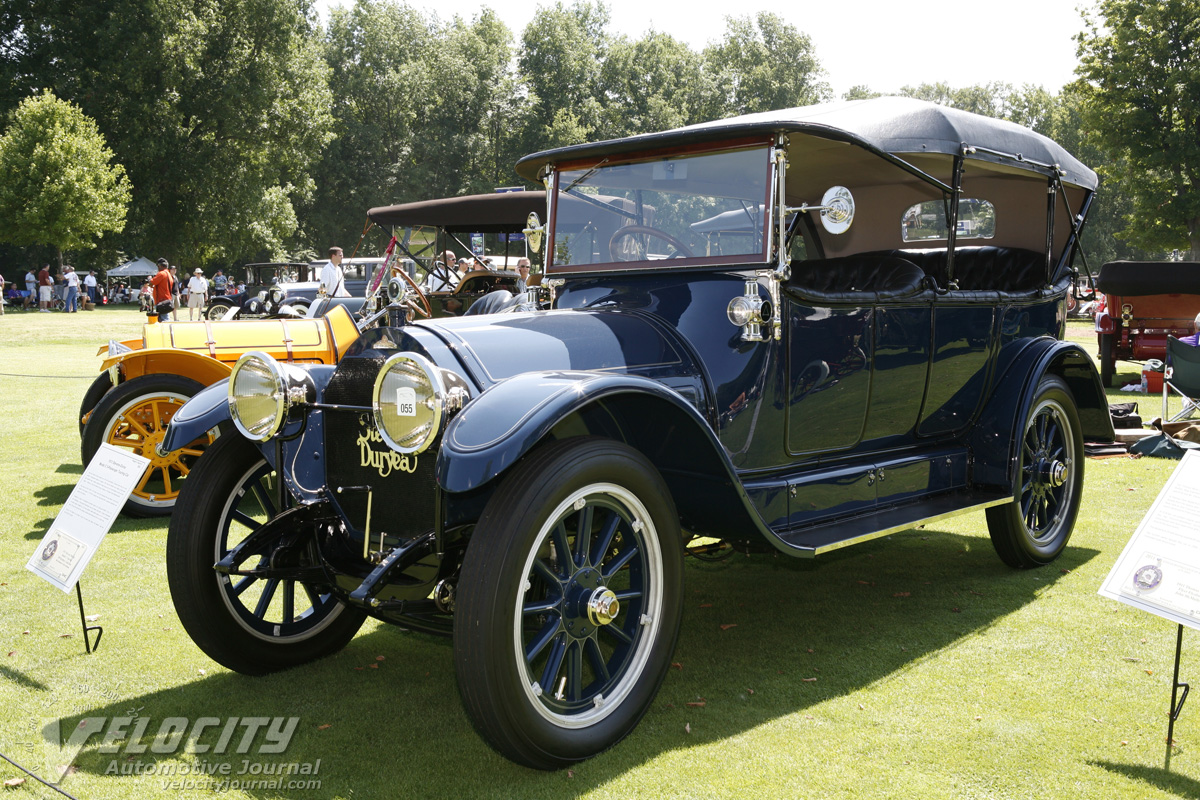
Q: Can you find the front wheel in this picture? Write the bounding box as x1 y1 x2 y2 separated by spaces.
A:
206 302 233 320
78 372 114 435
80 374 214 517
454 438 684 769
986 375 1084 568
166 434 366 674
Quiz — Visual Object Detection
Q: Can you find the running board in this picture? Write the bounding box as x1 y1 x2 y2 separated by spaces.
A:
775 490 1012 557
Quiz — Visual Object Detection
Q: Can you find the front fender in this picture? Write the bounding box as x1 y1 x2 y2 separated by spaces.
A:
162 379 231 453
969 339 1112 490
438 370 777 541
438 371 704 491
101 348 232 387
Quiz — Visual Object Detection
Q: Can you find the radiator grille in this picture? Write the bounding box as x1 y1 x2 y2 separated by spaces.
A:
323 353 439 539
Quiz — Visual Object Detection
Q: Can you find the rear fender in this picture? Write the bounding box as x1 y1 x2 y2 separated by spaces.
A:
969 339 1112 491
438 371 773 541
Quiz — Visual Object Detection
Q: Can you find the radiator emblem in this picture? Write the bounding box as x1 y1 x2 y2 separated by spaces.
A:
357 420 418 477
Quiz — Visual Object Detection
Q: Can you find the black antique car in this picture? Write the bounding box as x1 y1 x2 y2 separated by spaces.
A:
160 97 1111 769
203 262 311 319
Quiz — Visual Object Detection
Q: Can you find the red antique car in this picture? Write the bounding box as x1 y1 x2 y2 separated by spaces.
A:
1094 261 1200 386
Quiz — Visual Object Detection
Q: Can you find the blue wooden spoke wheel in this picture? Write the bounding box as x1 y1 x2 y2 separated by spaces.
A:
454 438 684 769
166 434 365 674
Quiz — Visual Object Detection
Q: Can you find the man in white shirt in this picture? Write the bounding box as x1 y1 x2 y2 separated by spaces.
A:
319 247 350 297
23 268 35 309
187 268 209 320
83 270 98 304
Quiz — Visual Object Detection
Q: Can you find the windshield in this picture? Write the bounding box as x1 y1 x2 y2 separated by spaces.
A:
549 146 773 271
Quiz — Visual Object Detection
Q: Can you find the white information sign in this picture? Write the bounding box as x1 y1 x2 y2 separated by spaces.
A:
26 443 150 592
1100 449 1200 629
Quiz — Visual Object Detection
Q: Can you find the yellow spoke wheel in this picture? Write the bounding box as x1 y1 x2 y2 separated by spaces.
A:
81 375 214 517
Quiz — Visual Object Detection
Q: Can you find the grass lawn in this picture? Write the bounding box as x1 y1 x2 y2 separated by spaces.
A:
2 308 1200 799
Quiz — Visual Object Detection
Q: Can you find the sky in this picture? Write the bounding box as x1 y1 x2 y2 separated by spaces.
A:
314 0 1094 97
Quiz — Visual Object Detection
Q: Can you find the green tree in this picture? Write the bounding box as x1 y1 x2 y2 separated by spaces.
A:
1049 87 1151 270
0 91 130 264
305 0 518 252
518 1 611 153
599 31 709 137
1073 0 1200 259
0 0 334 266
702 13 831 117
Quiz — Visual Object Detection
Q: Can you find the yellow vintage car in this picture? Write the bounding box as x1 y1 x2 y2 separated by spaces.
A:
80 305 361 516
80 190 547 516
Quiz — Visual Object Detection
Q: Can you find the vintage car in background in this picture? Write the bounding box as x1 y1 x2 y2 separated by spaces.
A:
160 97 1111 768
258 256 383 317
79 192 542 516
202 262 322 319
1094 260 1200 386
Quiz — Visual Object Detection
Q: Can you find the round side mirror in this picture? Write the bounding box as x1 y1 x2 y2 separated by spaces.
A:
524 212 544 254
819 186 855 235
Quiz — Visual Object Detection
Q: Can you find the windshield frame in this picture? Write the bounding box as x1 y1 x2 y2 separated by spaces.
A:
546 139 776 275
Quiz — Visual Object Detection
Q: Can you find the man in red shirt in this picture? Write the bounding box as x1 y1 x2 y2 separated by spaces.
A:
149 258 174 322
37 264 52 312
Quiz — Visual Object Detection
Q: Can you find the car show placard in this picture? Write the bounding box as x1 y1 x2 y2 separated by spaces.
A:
26 443 150 592
1100 449 1200 628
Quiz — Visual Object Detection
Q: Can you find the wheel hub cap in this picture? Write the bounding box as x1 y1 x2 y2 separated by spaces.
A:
586 589 619 627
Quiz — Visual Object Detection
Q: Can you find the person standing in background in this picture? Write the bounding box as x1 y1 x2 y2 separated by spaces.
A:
187 268 208 320
63 266 79 312
23 267 35 309
37 264 51 312
84 270 98 305
169 265 181 320
319 247 349 297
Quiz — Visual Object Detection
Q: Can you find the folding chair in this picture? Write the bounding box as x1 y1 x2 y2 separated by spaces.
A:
1163 336 1200 421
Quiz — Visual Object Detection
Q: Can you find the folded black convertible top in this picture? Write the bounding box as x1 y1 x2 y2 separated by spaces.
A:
1097 261 1200 296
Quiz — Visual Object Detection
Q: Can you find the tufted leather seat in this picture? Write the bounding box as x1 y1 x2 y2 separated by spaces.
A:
785 255 929 304
866 246 1047 297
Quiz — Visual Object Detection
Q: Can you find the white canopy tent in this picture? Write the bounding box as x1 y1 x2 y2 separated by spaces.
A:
108 256 157 278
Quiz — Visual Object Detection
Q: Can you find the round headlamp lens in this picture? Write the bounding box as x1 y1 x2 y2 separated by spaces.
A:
269 286 285 303
229 351 285 441
373 354 443 454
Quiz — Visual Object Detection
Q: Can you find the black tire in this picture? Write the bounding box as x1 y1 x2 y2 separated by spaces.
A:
78 371 115 435
454 437 684 770
986 375 1084 568
1099 332 1114 387
206 302 233 320
81 374 210 517
166 434 366 674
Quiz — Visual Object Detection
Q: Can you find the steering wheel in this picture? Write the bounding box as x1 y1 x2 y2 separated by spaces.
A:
608 225 695 261
394 267 432 318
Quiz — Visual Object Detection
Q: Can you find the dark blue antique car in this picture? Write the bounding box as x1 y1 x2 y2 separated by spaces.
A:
161 97 1111 769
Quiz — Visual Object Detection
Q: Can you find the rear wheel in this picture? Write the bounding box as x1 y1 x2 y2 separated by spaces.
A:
1099 332 1115 387
166 434 366 674
454 438 683 769
986 375 1084 568
80 374 213 517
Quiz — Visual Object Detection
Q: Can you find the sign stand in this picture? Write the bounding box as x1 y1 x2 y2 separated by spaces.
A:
75 582 103 654
1098 450 1200 773
1167 624 1190 768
